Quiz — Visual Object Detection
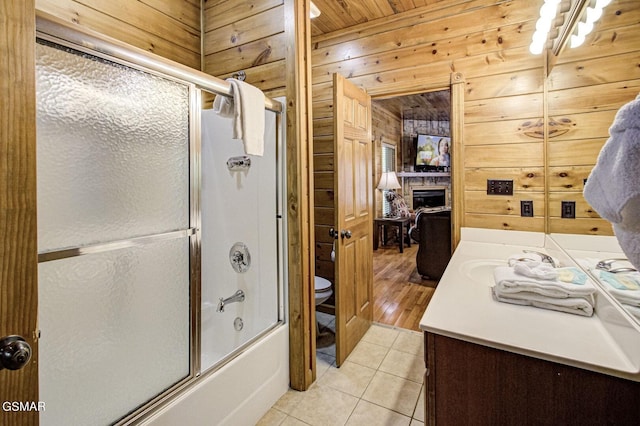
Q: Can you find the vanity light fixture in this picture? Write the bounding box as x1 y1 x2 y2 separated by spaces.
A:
529 0 563 55
529 0 611 55
310 1 321 19
569 0 610 48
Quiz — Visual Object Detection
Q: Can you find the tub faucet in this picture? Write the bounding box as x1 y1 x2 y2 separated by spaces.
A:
217 290 245 312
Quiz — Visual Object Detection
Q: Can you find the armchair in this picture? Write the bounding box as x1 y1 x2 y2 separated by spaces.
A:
410 208 452 280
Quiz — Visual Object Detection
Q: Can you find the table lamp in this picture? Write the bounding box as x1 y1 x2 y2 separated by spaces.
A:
377 171 401 203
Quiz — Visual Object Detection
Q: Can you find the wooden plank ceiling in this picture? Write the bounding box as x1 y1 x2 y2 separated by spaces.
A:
310 0 444 37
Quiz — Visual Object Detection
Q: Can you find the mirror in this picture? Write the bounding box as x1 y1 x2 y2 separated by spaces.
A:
550 233 640 325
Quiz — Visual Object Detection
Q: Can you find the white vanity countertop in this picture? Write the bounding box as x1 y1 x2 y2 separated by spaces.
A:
419 228 640 381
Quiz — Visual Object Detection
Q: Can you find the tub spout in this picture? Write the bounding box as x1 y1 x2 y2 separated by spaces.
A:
217 290 245 312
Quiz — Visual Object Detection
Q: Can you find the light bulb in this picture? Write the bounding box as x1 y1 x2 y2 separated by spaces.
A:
577 20 594 37
536 16 552 33
540 2 558 20
529 41 545 55
570 33 585 48
532 30 548 45
586 6 603 24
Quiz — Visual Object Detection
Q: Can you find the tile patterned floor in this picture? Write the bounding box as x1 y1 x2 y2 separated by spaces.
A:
257 313 425 426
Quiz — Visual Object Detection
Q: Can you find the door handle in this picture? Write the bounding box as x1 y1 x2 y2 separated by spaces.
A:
329 227 338 239
0 335 32 371
341 229 352 239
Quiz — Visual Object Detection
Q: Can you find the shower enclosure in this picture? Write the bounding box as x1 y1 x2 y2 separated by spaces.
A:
35 15 287 426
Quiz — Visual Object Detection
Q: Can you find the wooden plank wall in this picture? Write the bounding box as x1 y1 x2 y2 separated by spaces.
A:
203 0 286 98
311 0 640 242
36 0 201 69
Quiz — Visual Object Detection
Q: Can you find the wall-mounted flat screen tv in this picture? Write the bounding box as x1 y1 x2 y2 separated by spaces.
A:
414 134 451 172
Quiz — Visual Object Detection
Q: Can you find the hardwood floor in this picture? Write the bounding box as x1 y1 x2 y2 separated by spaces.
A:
373 243 438 332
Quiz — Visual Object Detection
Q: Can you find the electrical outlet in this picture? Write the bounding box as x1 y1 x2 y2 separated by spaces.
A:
521 200 534 217
561 201 576 219
487 179 514 196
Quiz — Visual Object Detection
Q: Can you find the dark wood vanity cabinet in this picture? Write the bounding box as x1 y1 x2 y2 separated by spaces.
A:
424 332 640 425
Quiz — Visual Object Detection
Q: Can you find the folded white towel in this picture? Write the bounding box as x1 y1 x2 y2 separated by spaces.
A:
494 266 595 298
622 303 640 320
212 79 265 156
596 270 640 306
584 93 640 270
492 287 594 317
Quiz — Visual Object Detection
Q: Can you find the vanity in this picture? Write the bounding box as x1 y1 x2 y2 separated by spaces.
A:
420 228 640 425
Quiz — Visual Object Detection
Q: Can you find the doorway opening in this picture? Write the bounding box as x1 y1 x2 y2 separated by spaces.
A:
370 88 452 332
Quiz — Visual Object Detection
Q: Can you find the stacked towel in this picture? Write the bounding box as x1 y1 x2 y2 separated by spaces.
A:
596 270 640 307
491 288 594 317
583 93 640 270
213 78 266 156
492 265 596 317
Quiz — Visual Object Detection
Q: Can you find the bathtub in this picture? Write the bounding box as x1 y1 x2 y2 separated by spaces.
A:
140 324 289 426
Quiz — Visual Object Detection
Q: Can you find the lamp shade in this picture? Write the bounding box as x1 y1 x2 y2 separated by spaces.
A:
377 171 401 190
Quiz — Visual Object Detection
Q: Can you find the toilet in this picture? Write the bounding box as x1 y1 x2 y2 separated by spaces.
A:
314 276 333 306
314 276 333 336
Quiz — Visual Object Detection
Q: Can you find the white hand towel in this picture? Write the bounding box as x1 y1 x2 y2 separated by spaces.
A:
491 287 594 317
212 93 234 118
513 261 559 280
494 266 595 298
584 93 640 270
212 79 266 156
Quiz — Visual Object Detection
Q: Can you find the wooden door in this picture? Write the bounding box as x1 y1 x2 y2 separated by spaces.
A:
333 73 373 366
0 1 39 425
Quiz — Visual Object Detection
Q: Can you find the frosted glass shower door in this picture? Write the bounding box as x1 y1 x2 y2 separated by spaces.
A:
36 40 193 425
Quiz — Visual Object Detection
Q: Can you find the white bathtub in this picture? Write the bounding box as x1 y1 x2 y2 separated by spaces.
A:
140 324 289 426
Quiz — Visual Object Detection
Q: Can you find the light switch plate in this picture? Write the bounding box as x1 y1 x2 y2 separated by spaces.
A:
487 179 513 196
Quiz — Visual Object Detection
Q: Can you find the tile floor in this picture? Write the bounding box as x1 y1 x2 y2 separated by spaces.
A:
257 313 425 426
